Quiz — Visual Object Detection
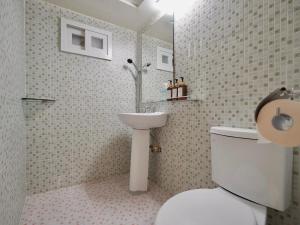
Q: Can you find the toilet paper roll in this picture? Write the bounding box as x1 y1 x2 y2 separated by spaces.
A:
256 124 272 144
256 99 300 147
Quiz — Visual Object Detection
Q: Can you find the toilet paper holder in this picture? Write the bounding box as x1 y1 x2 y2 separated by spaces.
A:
272 87 300 99
272 107 294 131
284 88 300 100
256 87 300 146
255 87 300 122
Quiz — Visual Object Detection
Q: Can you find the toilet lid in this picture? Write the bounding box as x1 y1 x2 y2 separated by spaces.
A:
155 188 266 225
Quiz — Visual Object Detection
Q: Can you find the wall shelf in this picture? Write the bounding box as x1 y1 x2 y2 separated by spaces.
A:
21 97 56 102
143 96 200 104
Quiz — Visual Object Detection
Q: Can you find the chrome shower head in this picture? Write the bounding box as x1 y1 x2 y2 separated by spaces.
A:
127 59 151 72
126 58 139 72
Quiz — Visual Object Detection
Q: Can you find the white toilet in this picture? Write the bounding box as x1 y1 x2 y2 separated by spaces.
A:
155 127 293 225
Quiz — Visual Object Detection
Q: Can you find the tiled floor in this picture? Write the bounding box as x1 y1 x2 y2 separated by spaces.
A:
20 174 171 225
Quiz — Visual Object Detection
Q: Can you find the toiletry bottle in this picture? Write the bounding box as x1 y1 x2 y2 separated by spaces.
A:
172 79 178 100
167 80 173 101
178 77 187 100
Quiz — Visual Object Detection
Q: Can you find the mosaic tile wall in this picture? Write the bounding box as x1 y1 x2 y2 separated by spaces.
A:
0 0 26 224
25 0 136 194
148 0 300 225
142 34 173 102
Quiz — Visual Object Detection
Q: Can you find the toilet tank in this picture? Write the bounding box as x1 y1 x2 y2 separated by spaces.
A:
210 127 293 211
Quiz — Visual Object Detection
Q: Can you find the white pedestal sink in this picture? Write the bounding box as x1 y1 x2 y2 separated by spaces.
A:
118 112 168 192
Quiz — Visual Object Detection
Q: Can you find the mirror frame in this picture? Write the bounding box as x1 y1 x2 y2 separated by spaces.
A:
172 12 175 84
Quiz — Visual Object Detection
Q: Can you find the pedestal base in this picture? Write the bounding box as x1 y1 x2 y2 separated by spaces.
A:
129 129 150 192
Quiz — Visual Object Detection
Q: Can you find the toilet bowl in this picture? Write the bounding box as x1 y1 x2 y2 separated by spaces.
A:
155 127 293 225
155 188 266 225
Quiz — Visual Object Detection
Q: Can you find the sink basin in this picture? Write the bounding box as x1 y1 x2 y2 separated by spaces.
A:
118 112 168 130
118 112 168 192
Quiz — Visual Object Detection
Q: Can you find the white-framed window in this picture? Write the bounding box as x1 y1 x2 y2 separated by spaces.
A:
61 18 112 60
157 47 173 72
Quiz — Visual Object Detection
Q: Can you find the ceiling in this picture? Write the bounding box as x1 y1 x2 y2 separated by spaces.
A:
47 0 165 32
46 0 173 43
145 14 173 43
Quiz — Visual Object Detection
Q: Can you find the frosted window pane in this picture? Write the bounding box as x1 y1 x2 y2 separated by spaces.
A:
162 55 169 64
91 37 104 49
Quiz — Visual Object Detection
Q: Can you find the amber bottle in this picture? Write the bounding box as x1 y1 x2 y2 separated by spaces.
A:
172 79 179 100
177 77 187 100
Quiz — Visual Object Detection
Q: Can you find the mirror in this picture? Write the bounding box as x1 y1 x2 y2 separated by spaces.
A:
141 14 174 103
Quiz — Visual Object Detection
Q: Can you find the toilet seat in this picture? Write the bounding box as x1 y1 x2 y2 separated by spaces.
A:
155 188 267 225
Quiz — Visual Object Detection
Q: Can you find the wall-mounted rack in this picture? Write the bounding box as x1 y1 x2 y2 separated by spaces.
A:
21 97 56 102
144 96 200 104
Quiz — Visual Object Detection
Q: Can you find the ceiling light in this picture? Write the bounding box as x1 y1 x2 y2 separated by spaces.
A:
154 0 197 18
119 0 143 8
